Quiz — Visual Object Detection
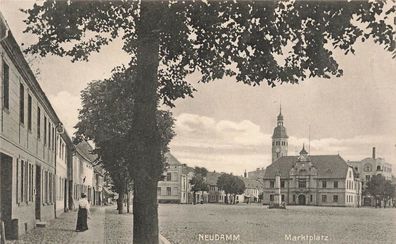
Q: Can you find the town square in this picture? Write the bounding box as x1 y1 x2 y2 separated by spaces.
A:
1 0 396 243
7 204 396 244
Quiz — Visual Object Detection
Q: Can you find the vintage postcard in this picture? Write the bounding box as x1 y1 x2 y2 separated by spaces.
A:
0 1 395 243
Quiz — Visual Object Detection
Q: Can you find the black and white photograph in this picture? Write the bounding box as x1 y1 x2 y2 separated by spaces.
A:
0 0 395 243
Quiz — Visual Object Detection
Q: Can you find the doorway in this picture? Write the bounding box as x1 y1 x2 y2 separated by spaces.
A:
35 165 41 220
0 153 13 239
298 194 306 205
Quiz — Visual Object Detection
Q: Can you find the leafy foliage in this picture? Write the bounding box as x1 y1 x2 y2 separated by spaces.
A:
74 66 175 181
217 173 246 196
365 175 395 203
22 1 394 100
190 167 209 193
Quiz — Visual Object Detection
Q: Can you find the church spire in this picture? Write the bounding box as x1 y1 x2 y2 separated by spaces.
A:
278 103 283 118
277 104 284 126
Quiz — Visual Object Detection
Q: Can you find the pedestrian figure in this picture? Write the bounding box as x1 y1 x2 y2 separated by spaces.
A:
76 193 90 232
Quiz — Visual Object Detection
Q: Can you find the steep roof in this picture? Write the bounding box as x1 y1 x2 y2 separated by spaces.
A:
165 152 182 165
247 168 266 180
75 140 97 162
240 177 262 189
264 155 349 179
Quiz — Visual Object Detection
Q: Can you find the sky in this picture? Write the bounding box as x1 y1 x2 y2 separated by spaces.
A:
2 1 396 176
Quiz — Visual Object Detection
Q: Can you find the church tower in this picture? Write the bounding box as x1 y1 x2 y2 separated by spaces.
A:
272 105 288 163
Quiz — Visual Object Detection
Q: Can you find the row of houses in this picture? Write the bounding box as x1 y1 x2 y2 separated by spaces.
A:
158 105 394 209
0 14 104 240
157 153 262 205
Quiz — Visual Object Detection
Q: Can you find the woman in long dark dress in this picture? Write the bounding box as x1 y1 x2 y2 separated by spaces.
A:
76 193 90 232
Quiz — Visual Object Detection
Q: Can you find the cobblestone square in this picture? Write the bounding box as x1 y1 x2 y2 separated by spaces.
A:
5 204 396 244
159 204 396 244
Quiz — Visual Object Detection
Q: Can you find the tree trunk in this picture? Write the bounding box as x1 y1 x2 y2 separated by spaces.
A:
126 183 130 213
117 192 124 214
131 2 162 244
193 191 196 205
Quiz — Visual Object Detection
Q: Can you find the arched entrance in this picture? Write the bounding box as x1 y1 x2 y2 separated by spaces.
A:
298 194 306 205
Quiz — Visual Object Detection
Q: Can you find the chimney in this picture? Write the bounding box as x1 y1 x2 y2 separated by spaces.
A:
244 170 247 178
372 147 376 159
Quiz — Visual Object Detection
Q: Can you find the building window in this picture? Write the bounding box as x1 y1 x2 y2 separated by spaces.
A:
334 181 338 188
19 83 25 124
280 180 285 188
298 180 306 188
333 195 338 203
322 181 327 188
270 180 274 188
37 107 41 138
27 95 32 130
166 173 171 181
281 194 285 202
157 187 161 196
310 195 313 202
44 116 47 145
349 171 352 178
25 162 28 202
376 165 381 171
29 163 34 202
293 195 296 202
52 127 55 150
48 122 51 149
21 160 25 202
166 187 171 196
321 195 327 203
2 62 9 109
270 194 274 201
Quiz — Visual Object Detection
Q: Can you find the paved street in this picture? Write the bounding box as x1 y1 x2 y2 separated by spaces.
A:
158 204 396 244
6 206 136 244
6 204 396 244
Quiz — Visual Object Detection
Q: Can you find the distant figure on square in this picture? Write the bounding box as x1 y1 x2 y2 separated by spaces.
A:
76 193 90 232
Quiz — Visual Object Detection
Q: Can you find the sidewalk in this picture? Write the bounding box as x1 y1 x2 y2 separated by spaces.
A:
7 206 171 244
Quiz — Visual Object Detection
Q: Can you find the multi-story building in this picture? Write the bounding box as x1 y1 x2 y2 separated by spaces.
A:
92 165 105 206
348 147 393 206
247 168 266 180
0 14 73 239
236 177 261 203
71 141 95 208
207 172 226 203
157 153 193 203
262 110 362 207
55 132 73 216
348 147 393 184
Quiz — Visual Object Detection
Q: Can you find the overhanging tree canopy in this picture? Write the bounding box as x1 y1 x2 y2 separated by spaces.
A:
22 1 395 243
